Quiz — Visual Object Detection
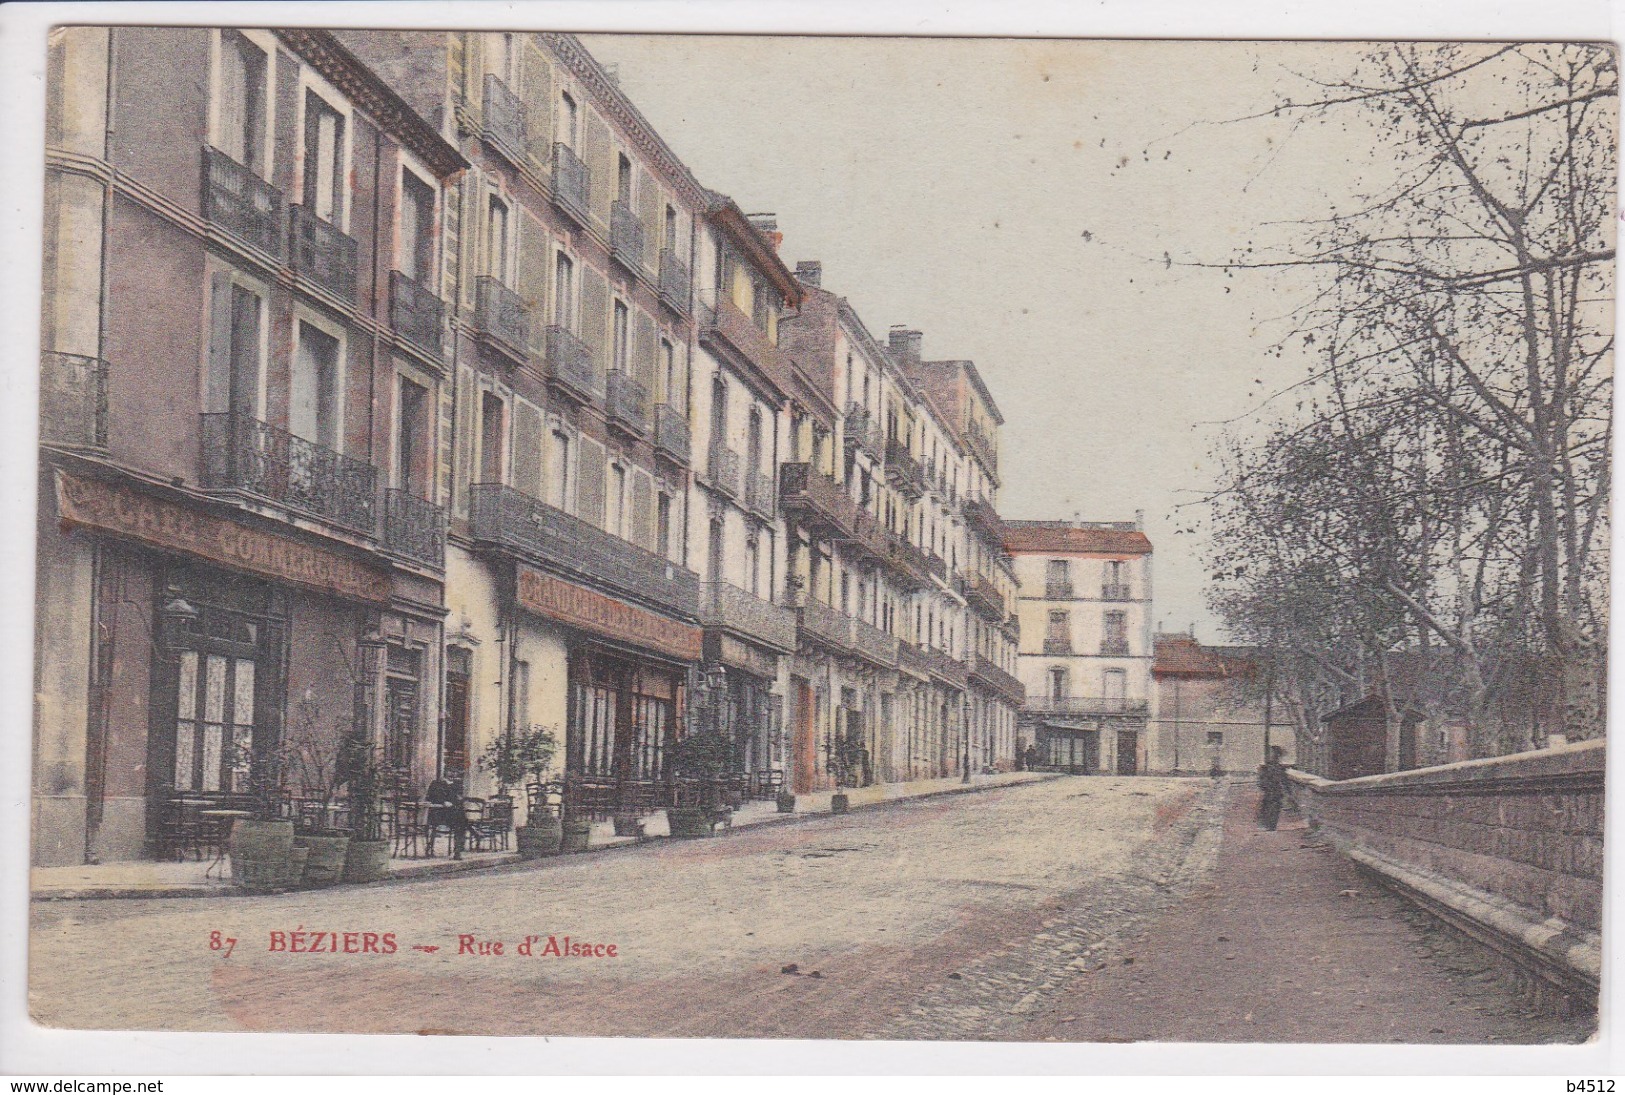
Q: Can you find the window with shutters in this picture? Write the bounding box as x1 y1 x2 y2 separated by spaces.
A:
550 428 572 511
553 251 574 329
708 518 724 584
617 153 633 205
290 318 342 452
576 436 607 526
487 193 511 284
659 338 676 405
479 392 505 485
206 274 265 418
301 89 346 224
399 169 436 285
612 300 629 373
511 398 544 499
656 491 672 558
607 463 627 538
214 30 269 174
559 90 578 149
396 374 430 497
1047 610 1069 642
664 205 678 253
632 469 654 552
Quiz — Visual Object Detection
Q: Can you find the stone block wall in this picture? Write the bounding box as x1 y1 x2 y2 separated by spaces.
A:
1289 740 1603 1000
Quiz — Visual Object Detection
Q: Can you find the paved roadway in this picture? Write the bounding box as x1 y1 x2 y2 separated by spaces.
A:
30 776 1583 1042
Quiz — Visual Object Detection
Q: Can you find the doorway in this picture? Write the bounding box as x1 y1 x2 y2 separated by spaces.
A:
1116 730 1139 775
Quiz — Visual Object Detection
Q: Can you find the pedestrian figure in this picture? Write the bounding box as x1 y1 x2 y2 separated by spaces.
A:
1257 746 1288 831
426 771 466 859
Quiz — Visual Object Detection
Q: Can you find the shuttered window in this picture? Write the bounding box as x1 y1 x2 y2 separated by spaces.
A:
577 435 606 527
511 397 544 499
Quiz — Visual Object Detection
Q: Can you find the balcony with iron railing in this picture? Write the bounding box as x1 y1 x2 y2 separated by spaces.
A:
288 204 358 302
40 351 107 452
794 595 854 654
653 403 690 464
610 201 646 273
474 276 529 359
970 654 1026 705
964 572 1005 621
470 482 700 620
1002 613 1021 641
383 488 445 570
390 271 445 359
707 441 742 499
482 73 528 163
916 644 969 689
898 638 933 679
1044 581 1075 601
199 413 377 537
843 403 883 460
882 530 935 590
851 615 900 668
700 293 798 398
966 418 998 476
844 507 894 568
1101 638 1132 657
964 495 1003 544
778 463 859 538
658 250 690 314
1025 696 1149 717
884 437 926 499
1102 583 1134 601
202 146 284 259
1043 637 1074 656
744 466 776 520
606 370 649 436
551 142 591 226
543 325 599 404
700 581 796 654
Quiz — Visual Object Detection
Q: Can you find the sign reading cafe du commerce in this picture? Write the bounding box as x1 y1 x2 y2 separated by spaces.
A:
54 470 393 605
516 565 703 663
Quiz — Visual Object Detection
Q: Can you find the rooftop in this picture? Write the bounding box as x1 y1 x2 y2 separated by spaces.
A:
1004 520 1152 556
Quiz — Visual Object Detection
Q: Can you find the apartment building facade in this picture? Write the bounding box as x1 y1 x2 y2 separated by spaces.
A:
1008 519 1153 775
36 27 467 866
1149 632 1293 774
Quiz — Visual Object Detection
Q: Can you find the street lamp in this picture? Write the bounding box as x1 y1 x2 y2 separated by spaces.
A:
961 696 972 783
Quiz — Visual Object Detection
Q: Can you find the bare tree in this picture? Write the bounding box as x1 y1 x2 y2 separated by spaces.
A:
1204 43 1614 758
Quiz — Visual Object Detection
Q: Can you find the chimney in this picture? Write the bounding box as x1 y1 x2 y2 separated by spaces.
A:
1135 509 1145 530
746 213 782 252
888 326 923 366
795 260 822 288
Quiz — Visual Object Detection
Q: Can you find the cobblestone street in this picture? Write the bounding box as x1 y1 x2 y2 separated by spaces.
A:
29 776 1584 1042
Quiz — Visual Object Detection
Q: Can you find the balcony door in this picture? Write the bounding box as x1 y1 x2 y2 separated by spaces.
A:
1103 668 1126 706
291 321 341 451
206 277 263 420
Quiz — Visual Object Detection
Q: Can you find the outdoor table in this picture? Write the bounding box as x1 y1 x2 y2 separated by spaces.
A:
199 809 252 879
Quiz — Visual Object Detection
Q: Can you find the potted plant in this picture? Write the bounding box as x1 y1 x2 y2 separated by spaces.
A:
230 738 297 893
286 702 351 887
776 790 797 814
481 725 561 859
342 738 392 883
665 729 734 838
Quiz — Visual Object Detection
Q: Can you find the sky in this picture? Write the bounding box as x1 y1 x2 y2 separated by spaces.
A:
578 34 1393 641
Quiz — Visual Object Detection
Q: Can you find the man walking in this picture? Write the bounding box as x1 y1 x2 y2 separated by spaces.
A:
1257 746 1289 831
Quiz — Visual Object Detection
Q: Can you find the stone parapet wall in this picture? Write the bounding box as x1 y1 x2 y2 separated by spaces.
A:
1288 740 1603 1003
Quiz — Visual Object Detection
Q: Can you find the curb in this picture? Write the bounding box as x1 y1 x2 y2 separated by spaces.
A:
32 773 1064 901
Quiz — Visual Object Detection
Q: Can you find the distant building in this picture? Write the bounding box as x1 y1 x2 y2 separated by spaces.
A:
1007 518 1152 774
1149 632 1292 774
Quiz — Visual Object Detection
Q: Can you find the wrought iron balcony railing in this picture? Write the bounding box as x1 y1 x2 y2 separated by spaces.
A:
658 250 690 314
884 437 926 499
1042 637 1074 656
470 482 699 620
700 581 797 653
199 412 377 536
916 644 969 689
383 488 445 570
795 595 854 654
544 325 600 404
851 615 900 668
843 403 883 460
610 201 646 272
482 73 528 162
1101 638 1132 657
390 270 445 358
1102 583 1134 601
1044 581 1075 601
651 404 689 465
881 529 934 590
970 654 1026 705
288 204 358 302
707 441 742 499
964 495 1003 544
778 463 859 538
966 418 998 475
40 351 108 452
699 294 798 397
964 572 1005 620
202 146 285 258
551 142 590 226
744 467 776 520
1025 696 1149 717
606 370 649 436
473 276 529 359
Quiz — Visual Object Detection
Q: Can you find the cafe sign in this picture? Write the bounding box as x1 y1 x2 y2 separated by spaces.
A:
55 470 392 605
517 565 702 662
